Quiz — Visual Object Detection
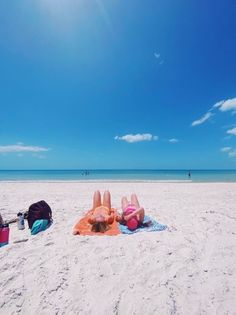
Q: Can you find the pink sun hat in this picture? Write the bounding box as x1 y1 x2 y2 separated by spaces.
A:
127 217 139 230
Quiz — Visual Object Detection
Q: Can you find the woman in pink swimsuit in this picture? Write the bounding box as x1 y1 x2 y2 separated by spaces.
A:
117 194 145 230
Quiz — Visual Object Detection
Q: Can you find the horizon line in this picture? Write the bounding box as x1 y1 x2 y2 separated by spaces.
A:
1 169 236 172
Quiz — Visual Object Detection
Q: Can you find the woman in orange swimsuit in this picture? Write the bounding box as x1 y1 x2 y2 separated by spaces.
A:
88 190 115 232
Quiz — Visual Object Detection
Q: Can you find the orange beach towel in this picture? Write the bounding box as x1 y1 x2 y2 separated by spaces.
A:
73 208 120 236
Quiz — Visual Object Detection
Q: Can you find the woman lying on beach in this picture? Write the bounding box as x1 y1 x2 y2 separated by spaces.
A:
116 194 146 231
88 190 115 233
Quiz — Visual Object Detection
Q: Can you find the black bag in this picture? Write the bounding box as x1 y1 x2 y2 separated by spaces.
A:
0 213 3 226
27 200 52 229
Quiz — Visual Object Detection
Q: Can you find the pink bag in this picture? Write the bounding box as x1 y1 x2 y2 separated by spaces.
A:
0 224 9 247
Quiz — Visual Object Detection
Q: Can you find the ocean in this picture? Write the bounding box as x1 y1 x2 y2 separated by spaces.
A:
1 169 236 182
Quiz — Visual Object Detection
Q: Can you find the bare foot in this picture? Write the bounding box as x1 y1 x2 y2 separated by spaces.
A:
73 230 79 235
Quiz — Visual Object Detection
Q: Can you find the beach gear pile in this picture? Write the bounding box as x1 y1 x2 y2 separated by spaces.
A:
26 200 52 235
0 200 53 249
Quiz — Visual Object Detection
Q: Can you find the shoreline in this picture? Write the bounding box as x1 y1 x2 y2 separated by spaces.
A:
1 179 193 183
1 179 236 183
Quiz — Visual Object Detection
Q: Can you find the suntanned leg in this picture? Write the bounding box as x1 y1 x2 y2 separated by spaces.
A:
121 197 129 212
103 190 111 209
131 194 140 208
93 191 101 209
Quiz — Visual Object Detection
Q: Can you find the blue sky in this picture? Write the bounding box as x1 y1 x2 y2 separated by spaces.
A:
0 0 236 170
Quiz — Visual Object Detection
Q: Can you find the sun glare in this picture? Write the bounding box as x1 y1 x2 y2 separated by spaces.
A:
38 0 113 35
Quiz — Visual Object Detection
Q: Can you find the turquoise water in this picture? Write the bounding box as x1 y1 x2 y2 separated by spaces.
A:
1 170 236 182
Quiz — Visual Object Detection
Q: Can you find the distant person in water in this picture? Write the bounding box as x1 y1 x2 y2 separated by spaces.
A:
82 170 90 176
88 190 115 232
188 171 191 179
116 194 146 231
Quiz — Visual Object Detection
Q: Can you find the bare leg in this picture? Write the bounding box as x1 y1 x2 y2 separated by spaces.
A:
121 197 129 212
93 191 101 209
131 194 140 208
102 190 111 209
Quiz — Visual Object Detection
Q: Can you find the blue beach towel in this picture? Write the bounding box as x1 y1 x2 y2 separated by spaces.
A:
31 219 52 235
119 215 167 234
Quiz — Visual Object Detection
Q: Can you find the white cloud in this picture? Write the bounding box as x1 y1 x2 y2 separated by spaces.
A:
154 52 164 65
220 146 236 159
191 112 214 126
192 97 236 128
169 138 179 143
227 127 236 136
229 150 236 158
221 147 232 152
115 133 158 143
212 100 225 110
154 52 160 59
213 98 236 112
0 143 50 153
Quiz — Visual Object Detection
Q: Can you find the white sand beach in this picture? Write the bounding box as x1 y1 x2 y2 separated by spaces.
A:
0 181 236 315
